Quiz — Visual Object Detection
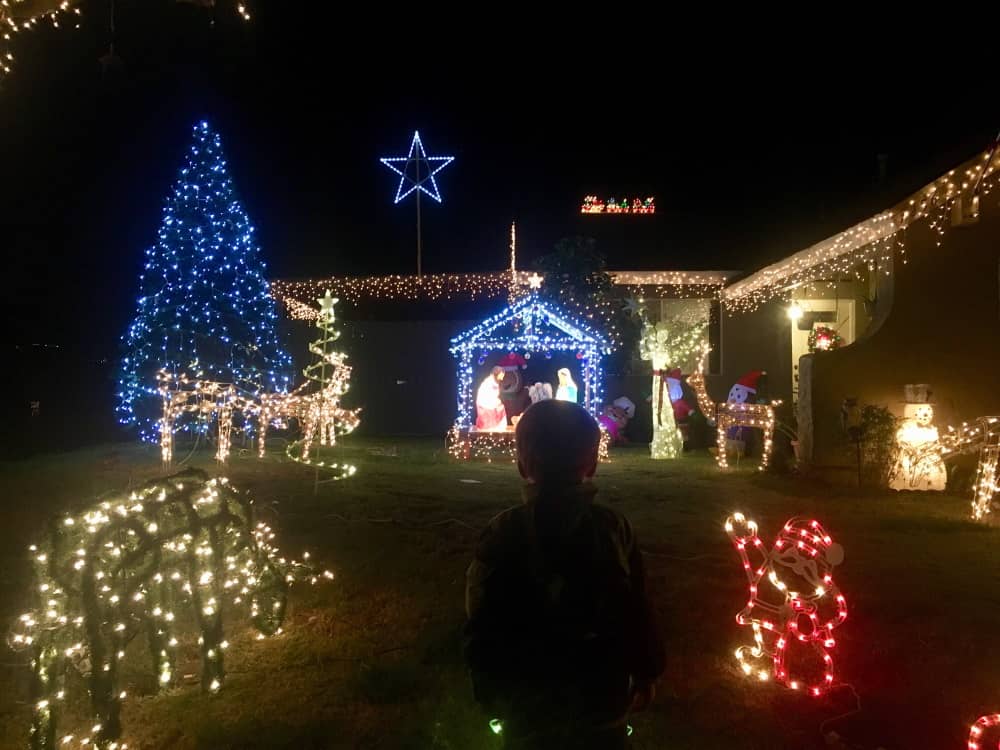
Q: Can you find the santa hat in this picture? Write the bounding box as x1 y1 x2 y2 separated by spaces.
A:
613 396 636 418
497 352 528 371
735 370 764 392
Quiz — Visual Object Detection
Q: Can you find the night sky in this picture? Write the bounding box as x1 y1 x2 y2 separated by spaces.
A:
1 2 996 360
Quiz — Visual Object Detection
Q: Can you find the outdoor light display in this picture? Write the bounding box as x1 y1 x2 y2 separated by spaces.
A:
687 351 777 471
724 512 847 697
7 470 330 750
889 387 947 491
942 417 1000 520
447 294 611 460
0 1 82 78
379 130 454 204
970 714 1000 749
807 326 843 353
157 371 257 466
118 121 292 441
271 271 724 320
723 147 999 312
258 291 360 479
639 319 708 459
581 196 655 214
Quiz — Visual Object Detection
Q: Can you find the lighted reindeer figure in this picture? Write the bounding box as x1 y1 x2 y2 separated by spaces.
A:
724 512 847 696
257 291 360 477
941 417 1000 521
688 349 778 471
158 370 258 467
8 469 330 750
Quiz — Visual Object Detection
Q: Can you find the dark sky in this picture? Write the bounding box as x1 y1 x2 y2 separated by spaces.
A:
1 2 997 356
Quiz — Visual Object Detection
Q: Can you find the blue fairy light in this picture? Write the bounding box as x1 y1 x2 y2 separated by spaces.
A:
117 121 293 441
379 131 455 204
449 294 612 429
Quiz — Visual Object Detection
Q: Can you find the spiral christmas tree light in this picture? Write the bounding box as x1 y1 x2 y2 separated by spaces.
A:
258 291 360 480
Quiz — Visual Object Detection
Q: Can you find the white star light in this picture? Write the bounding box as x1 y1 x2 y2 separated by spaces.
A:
527 272 544 290
379 131 455 204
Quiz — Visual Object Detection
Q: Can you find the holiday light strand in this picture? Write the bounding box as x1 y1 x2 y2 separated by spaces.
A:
7 469 331 750
258 291 360 479
724 147 1000 312
118 121 292 442
0 0 81 78
942 417 1000 521
688 350 777 471
157 370 259 466
969 713 1000 749
724 512 847 697
639 318 708 459
446 422 611 463
271 271 725 320
449 294 611 438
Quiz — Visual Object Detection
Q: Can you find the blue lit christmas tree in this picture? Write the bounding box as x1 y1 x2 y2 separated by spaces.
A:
118 121 292 439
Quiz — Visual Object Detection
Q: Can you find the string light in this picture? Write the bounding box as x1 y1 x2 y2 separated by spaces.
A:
888 398 947 491
379 131 454 204
7 470 331 750
0 0 82 79
117 121 292 441
580 196 656 214
270 271 724 320
258 291 360 479
447 421 611 462
723 146 1000 312
969 713 1000 749
687 350 777 471
639 318 708 459
157 370 258 466
448 294 611 457
724 512 848 697
942 417 1000 520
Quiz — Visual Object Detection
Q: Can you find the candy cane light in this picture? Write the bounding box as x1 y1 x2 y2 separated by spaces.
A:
724 512 848 696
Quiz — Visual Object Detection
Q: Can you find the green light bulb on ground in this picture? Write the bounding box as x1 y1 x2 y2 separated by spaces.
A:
489 718 503 735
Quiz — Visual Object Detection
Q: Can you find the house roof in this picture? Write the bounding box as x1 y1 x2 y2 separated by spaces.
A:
722 140 1000 311
449 293 612 354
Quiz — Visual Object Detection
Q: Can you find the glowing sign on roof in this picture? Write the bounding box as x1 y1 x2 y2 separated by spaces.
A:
581 196 655 215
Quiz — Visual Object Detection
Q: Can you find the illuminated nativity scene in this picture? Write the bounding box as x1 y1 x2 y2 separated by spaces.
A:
447 294 612 459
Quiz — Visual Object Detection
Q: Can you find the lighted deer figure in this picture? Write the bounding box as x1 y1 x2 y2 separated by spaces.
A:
724 512 847 697
158 371 258 466
941 417 1000 521
257 291 360 477
688 349 778 471
8 470 330 750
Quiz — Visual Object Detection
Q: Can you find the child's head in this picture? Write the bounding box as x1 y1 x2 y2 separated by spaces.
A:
515 400 599 485
491 366 504 381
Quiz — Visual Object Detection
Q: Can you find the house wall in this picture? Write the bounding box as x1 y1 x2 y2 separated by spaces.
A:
800 201 1000 469
290 319 472 436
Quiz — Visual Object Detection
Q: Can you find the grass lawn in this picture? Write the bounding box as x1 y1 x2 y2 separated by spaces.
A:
1 437 999 749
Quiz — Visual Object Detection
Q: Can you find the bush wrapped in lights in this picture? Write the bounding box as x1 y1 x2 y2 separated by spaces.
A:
7 469 331 750
724 512 847 697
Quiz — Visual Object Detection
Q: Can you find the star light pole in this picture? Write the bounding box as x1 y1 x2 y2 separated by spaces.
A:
380 130 454 277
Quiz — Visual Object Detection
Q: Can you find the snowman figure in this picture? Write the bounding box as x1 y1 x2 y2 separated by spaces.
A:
888 389 947 491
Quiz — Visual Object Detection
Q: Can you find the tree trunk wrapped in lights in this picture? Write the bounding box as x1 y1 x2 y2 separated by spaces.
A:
7 469 331 750
638 319 707 459
258 291 361 479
